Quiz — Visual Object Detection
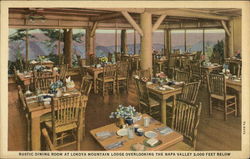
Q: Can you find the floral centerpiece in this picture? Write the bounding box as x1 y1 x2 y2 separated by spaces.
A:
109 105 138 126
99 56 108 66
155 72 168 85
49 80 64 94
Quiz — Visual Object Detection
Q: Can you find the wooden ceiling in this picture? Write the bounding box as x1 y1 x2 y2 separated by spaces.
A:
9 8 241 24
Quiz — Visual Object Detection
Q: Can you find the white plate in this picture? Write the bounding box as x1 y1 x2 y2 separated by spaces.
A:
144 131 158 138
117 128 128 136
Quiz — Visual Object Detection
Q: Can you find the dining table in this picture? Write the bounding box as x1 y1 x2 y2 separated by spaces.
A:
90 114 183 151
25 88 83 150
226 78 242 116
29 60 54 69
147 83 183 125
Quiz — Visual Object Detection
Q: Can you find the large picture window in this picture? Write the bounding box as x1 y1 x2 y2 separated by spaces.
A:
170 30 185 53
153 30 164 53
96 29 116 57
186 29 203 53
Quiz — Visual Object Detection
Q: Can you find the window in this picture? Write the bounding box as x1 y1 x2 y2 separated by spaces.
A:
72 29 86 58
186 29 203 53
171 30 185 53
29 29 60 60
9 29 26 62
204 29 225 60
96 29 116 57
153 30 164 53
126 29 135 54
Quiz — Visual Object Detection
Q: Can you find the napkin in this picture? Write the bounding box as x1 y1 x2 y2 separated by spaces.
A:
96 131 115 141
162 85 175 90
155 127 173 135
96 131 112 137
104 141 125 150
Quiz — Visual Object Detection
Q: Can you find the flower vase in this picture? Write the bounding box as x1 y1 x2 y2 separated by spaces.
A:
125 117 133 125
116 118 125 128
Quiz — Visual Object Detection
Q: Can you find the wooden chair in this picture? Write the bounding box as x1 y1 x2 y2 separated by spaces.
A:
116 61 129 93
80 77 93 96
97 64 116 96
136 68 152 81
190 61 202 82
134 78 160 119
164 102 202 150
115 52 122 62
79 66 94 81
58 64 68 82
207 73 237 120
166 81 201 125
33 73 56 93
194 51 202 61
167 56 176 78
44 95 87 150
17 85 31 150
228 61 241 77
174 69 190 83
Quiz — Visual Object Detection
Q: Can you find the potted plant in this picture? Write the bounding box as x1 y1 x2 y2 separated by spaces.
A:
109 105 138 127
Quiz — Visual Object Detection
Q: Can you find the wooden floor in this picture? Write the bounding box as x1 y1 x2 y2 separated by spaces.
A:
8 76 241 151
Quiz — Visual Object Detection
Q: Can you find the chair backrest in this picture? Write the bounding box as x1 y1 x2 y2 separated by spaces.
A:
134 79 150 105
207 73 226 97
117 61 129 78
115 52 122 62
137 68 151 81
178 81 201 104
51 95 87 128
59 64 68 81
171 101 202 149
34 75 56 92
194 51 202 61
168 56 176 68
228 62 241 77
190 61 201 75
103 64 116 79
80 77 93 96
174 69 190 83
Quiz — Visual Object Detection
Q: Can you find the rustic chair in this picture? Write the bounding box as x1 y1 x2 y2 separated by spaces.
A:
44 95 87 150
115 52 122 62
116 61 129 93
79 66 94 81
80 77 93 96
97 64 116 96
194 51 202 61
166 81 201 125
134 78 160 119
33 73 56 93
167 56 176 78
174 69 190 83
17 85 31 150
58 64 68 82
164 101 202 150
190 61 202 82
228 61 241 77
207 73 237 120
136 68 152 81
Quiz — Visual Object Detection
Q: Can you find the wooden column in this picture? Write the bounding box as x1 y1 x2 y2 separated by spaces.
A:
25 29 29 68
121 29 127 54
164 29 171 56
64 29 72 67
140 12 152 70
86 27 96 64
134 30 136 54
228 20 234 57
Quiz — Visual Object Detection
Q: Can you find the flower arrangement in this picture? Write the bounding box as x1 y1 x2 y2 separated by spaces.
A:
156 72 166 79
49 80 64 93
109 105 137 119
99 56 108 64
36 56 49 62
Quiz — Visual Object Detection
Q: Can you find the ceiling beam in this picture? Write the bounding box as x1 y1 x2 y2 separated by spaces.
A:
121 11 143 36
90 13 121 21
148 9 230 21
89 8 145 13
152 14 167 32
221 20 231 36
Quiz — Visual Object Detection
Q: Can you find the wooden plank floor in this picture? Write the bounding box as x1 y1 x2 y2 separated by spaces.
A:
8 77 241 151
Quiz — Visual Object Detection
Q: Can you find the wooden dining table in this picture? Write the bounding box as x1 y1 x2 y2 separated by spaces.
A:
90 114 183 151
226 79 242 116
25 88 82 150
147 84 183 125
29 61 54 69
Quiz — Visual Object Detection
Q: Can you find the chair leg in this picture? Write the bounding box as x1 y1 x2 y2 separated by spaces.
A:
102 82 105 97
224 100 227 121
209 97 212 116
26 116 31 151
234 97 237 117
77 128 81 151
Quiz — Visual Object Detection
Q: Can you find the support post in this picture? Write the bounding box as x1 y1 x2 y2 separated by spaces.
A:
64 29 73 67
140 12 152 71
25 29 29 69
228 20 234 57
86 27 96 64
121 29 127 54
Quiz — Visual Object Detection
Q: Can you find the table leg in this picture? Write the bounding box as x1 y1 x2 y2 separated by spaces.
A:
94 72 97 94
238 92 242 117
31 117 41 150
161 99 167 125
